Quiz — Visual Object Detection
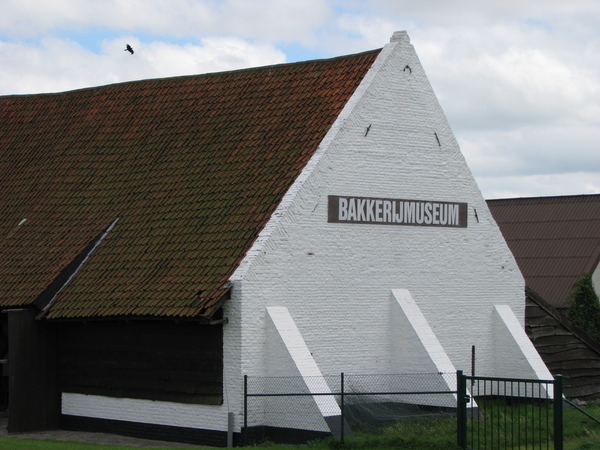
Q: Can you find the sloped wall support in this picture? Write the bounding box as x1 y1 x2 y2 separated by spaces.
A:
391 289 472 407
493 305 554 394
266 307 351 438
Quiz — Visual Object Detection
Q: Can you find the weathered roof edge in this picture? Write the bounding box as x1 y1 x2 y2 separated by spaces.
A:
487 193 600 204
36 219 119 320
228 34 404 284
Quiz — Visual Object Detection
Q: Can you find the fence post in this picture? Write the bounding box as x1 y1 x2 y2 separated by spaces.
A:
227 412 234 448
554 374 563 450
244 374 248 447
340 372 345 443
456 370 467 449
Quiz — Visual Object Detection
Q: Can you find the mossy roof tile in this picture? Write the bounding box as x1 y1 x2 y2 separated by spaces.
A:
0 49 380 319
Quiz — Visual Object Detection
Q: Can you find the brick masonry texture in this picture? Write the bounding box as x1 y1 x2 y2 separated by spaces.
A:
231 31 525 384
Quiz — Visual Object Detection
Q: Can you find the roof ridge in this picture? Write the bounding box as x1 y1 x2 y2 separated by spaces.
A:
488 193 600 204
1 48 383 99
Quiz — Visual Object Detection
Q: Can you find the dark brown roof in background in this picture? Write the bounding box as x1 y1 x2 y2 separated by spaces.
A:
0 49 381 319
487 194 600 308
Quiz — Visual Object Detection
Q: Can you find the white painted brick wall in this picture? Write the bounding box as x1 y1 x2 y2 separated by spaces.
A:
232 31 525 397
62 393 229 430
391 289 456 375
65 31 530 435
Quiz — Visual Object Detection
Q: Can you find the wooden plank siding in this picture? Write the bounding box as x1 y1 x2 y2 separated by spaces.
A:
58 320 223 405
7 308 60 432
526 288 600 400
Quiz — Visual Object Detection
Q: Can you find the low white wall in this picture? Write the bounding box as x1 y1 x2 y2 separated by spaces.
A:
62 393 231 431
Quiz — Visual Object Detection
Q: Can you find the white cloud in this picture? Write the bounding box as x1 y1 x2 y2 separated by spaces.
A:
0 0 332 42
220 0 333 42
0 36 286 95
327 13 399 54
415 25 600 132
370 0 600 26
0 38 92 94
0 0 217 37
1 0 599 198
460 124 600 174
136 37 287 76
479 172 600 200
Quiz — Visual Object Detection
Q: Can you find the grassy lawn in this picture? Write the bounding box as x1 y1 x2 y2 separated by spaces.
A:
0 403 598 450
0 435 211 450
0 436 189 450
563 402 600 450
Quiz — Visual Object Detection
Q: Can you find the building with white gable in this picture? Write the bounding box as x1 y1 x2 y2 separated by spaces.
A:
0 31 551 445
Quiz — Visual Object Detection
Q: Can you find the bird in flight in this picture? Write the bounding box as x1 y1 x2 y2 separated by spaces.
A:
125 44 134 55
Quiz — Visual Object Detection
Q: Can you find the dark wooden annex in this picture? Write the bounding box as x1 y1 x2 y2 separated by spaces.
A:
4 311 223 433
526 289 600 400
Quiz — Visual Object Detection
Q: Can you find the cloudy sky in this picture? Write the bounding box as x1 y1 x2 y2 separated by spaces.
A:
1 0 598 200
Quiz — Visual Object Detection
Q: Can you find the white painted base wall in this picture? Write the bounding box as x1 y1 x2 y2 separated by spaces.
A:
62 393 232 431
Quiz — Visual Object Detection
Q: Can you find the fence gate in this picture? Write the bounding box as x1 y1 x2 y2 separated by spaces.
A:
457 371 563 450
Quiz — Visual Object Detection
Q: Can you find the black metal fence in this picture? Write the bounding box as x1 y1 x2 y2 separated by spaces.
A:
457 371 562 450
242 371 572 449
243 372 458 445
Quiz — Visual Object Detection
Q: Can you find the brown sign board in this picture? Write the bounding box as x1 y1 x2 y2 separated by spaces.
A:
328 195 468 228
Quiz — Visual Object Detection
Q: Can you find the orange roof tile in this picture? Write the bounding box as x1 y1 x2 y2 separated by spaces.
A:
0 49 380 319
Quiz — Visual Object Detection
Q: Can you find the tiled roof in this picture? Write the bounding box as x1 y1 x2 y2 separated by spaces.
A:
487 194 600 308
0 49 381 319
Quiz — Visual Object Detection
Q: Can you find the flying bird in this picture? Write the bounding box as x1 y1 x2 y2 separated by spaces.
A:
125 44 134 55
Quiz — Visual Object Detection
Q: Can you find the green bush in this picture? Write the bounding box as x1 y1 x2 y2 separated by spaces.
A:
567 274 600 341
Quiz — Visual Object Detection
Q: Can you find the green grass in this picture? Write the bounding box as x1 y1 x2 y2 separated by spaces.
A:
0 402 598 450
461 399 600 450
563 402 600 450
0 434 204 450
0 436 192 450
251 401 600 450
